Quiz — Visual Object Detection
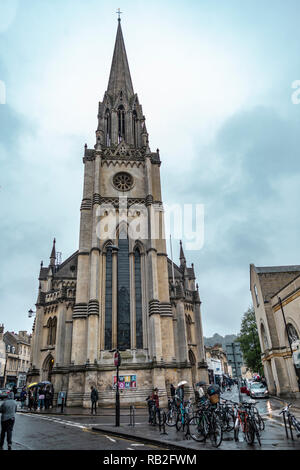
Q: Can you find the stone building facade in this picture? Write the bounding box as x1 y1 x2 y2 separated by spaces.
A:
28 20 208 407
2 330 31 388
250 264 300 398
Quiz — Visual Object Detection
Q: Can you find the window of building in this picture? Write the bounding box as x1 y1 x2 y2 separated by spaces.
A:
105 246 113 351
254 284 259 307
287 323 299 345
117 105 125 142
134 248 143 349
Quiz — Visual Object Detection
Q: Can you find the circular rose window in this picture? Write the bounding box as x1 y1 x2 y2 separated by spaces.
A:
113 172 133 191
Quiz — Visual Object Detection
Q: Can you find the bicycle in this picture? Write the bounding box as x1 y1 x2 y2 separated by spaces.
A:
176 399 193 434
233 402 255 445
187 401 223 447
279 403 300 440
165 398 178 427
233 401 262 446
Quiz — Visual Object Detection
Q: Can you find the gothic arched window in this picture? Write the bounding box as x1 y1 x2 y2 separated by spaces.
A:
132 110 137 147
117 227 130 349
287 323 299 345
47 318 53 345
105 108 111 146
47 317 57 346
134 248 143 349
186 315 192 344
105 246 113 350
52 317 57 345
118 105 125 143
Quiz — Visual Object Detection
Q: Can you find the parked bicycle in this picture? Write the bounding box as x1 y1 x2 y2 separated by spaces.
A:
233 401 262 446
187 401 223 447
280 403 300 440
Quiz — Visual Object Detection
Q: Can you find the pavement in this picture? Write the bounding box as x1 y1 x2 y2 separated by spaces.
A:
15 393 300 451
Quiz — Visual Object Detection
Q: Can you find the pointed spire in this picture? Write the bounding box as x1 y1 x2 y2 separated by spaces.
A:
49 238 56 266
179 240 186 267
107 20 134 99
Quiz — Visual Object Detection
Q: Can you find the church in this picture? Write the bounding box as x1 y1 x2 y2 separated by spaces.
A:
28 19 208 407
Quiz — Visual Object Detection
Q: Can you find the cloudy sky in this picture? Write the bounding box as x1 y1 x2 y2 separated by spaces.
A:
1 0 300 338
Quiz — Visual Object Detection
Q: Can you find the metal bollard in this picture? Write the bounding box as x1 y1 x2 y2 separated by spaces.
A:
129 405 135 427
61 397 64 413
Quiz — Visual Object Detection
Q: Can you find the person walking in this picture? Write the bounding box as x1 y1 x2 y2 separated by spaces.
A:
20 388 27 409
0 391 17 450
38 389 45 410
90 386 99 415
149 387 160 425
45 387 51 410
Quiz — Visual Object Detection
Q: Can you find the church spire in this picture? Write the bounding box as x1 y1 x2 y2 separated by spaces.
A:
107 19 134 99
179 240 186 268
49 238 56 267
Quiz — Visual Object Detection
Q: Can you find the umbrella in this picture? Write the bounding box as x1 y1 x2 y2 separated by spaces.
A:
177 380 188 387
38 381 51 386
196 381 206 387
27 382 38 388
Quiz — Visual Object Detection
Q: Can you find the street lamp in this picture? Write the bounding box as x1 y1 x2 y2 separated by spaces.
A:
110 348 122 427
28 309 36 318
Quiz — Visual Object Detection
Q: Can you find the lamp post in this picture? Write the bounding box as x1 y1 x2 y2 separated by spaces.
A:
28 309 36 318
110 348 122 426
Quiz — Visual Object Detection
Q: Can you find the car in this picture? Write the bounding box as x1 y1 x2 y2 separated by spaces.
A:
0 389 11 400
249 382 269 399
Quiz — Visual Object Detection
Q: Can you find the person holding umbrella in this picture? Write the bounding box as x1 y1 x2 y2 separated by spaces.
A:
176 380 187 406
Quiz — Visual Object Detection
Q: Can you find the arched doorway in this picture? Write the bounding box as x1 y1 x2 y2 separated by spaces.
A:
42 354 54 382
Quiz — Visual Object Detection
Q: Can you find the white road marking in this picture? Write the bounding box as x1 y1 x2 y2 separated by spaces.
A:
105 435 116 442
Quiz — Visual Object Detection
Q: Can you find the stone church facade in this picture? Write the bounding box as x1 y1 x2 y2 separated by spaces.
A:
28 20 208 407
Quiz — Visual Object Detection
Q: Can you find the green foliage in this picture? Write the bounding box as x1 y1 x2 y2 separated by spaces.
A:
236 306 263 375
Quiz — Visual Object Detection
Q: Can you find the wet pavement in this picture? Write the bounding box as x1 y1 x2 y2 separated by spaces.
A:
13 385 300 450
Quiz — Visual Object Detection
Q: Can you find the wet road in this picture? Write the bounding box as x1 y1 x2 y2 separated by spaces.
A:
4 389 300 451
8 412 165 451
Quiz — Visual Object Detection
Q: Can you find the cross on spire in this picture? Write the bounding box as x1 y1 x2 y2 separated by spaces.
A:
116 8 122 21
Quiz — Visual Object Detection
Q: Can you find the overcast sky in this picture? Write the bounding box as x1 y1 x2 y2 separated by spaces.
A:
1 0 300 338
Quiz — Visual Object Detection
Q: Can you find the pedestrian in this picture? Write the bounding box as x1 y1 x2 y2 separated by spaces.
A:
150 387 160 425
176 383 185 405
45 387 51 410
20 388 27 409
12 385 17 398
90 386 98 415
38 389 45 410
49 386 54 408
0 391 17 450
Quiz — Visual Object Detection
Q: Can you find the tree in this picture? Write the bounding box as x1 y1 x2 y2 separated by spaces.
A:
236 306 263 376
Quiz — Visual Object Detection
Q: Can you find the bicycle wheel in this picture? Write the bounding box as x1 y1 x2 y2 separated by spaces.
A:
226 408 235 432
188 415 208 442
176 411 183 431
209 415 223 448
245 420 255 445
288 414 294 440
234 417 240 441
253 407 265 431
165 409 177 427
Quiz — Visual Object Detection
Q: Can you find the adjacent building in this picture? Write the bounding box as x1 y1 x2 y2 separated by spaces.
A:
1 330 32 388
28 19 208 407
250 264 300 398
